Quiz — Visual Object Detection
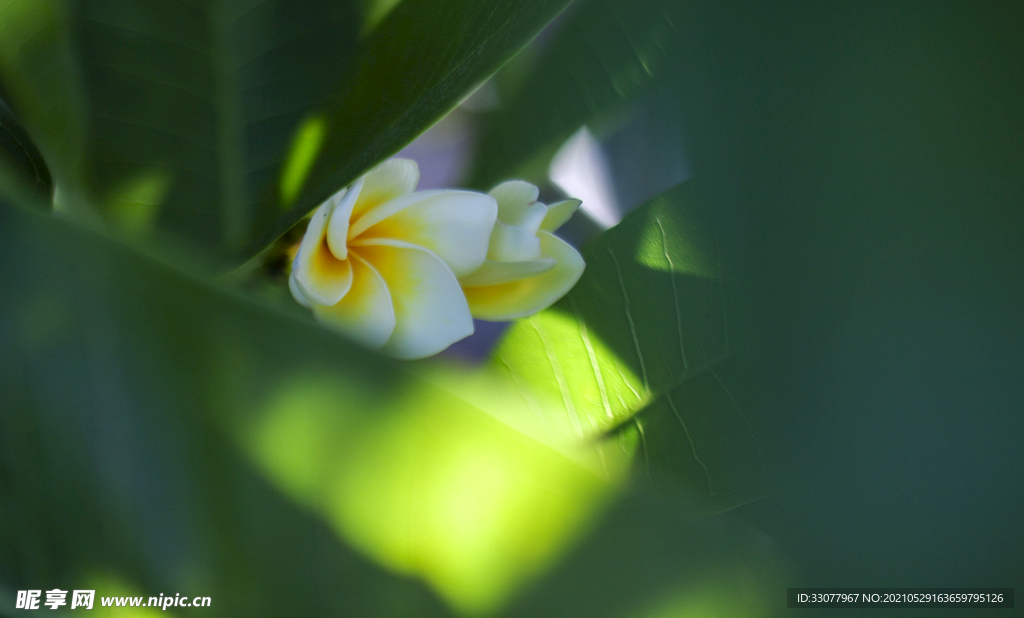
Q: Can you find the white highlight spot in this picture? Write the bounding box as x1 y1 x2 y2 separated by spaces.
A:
549 127 619 228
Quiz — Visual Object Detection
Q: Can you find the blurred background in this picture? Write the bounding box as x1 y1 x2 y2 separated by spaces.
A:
2 1 1022 617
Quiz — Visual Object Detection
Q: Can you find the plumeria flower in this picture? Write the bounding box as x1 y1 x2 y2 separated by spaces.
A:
460 181 585 320
289 159 497 359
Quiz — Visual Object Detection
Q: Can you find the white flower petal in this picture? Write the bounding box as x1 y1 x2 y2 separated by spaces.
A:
458 258 556 287
353 158 419 221
518 201 549 235
355 239 474 359
540 198 581 232
288 272 313 308
295 254 353 307
488 180 547 232
349 189 438 238
488 180 540 227
326 178 363 259
312 253 396 349
296 199 332 257
352 190 497 277
294 200 354 305
486 219 542 263
464 232 585 321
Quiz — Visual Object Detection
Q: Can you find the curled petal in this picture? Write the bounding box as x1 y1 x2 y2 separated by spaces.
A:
288 272 313 308
294 200 354 305
295 198 332 258
540 198 581 232
326 178 363 259
488 180 542 228
356 239 474 359
353 158 419 221
486 220 542 263
518 201 549 235
353 190 497 276
312 253 396 349
464 232 585 321
458 258 556 287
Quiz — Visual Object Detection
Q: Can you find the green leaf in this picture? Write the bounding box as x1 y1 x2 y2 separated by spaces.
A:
0 0 86 186
0 95 52 201
0 0 575 263
0 0 363 254
0 194 435 613
0 194 618 615
253 0 576 259
494 180 765 496
83 0 365 251
466 0 693 189
501 486 792 618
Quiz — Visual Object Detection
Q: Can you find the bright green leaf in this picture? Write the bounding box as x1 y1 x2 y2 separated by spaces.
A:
494 180 766 497
278 114 328 208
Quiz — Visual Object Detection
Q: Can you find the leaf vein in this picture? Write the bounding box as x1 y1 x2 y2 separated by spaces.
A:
569 294 612 421
658 216 688 371
666 392 716 495
531 320 584 437
608 247 648 389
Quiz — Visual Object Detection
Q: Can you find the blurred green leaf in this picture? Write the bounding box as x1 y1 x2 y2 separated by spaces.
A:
84 0 363 251
0 0 576 264
0 183 776 615
494 180 765 497
258 0 577 259
501 487 792 618
0 0 362 254
0 95 51 201
467 0 692 189
0 0 86 187
0 194 454 616
0 194 618 615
